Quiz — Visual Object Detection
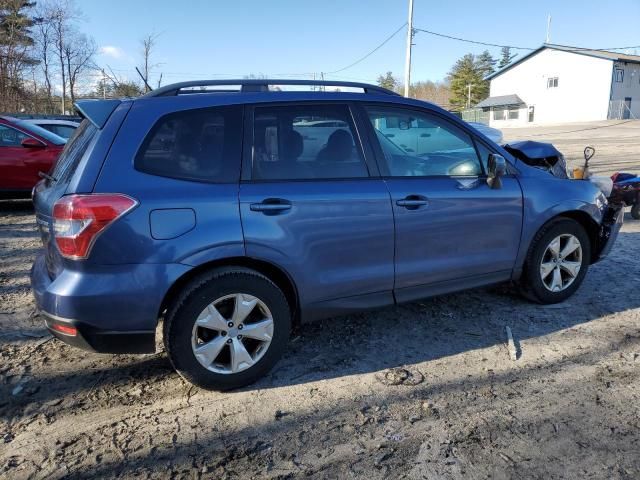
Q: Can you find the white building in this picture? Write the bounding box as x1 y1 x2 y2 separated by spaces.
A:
478 44 640 127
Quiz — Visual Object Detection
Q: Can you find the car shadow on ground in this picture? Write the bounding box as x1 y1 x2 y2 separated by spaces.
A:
40 333 640 479
0 199 34 213
1 227 638 422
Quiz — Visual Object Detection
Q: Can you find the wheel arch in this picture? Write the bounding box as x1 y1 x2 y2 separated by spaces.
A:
158 257 300 328
524 210 601 268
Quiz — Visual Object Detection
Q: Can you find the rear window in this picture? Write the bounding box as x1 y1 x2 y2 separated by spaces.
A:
50 120 98 183
135 106 243 183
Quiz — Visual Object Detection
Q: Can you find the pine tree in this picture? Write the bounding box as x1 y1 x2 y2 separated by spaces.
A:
476 50 497 78
446 51 498 109
376 71 398 91
498 46 517 69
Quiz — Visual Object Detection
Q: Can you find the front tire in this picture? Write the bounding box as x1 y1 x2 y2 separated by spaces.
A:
520 218 591 304
631 202 640 220
164 267 291 390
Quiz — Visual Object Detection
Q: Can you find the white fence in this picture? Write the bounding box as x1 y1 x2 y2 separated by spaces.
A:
608 100 637 120
461 108 490 125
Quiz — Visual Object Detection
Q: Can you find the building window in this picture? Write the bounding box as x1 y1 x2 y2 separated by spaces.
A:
493 107 506 120
614 68 624 83
508 106 519 120
547 77 559 88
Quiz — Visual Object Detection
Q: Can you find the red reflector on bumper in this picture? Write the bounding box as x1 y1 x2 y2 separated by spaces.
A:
50 323 77 336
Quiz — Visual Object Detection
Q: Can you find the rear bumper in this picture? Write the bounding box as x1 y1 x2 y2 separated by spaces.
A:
30 254 190 354
42 311 154 354
593 205 624 263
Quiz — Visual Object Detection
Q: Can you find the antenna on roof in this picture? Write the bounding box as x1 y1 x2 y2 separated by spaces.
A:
545 14 552 44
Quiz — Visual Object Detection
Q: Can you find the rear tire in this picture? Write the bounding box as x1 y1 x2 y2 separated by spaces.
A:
519 218 591 304
164 267 291 390
631 202 640 220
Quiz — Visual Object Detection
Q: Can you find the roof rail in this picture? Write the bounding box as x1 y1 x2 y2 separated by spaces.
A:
143 79 399 97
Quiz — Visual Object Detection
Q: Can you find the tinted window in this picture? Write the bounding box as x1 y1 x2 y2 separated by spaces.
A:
0 125 28 147
50 120 97 183
366 106 482 177
12 119 66 145
251 104 368 180
136 106 242 183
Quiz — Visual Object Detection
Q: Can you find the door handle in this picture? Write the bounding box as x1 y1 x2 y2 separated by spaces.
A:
250 199 292 213
396 195 429 209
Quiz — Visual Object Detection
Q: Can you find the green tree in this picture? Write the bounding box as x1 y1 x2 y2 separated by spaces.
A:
447 54 481 109
447 52 496 109
498 46 517 69
476 50 497 78
376 71 398 90
0 0 38 111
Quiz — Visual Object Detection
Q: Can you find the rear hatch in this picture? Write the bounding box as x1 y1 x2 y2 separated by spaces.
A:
33 120 100 277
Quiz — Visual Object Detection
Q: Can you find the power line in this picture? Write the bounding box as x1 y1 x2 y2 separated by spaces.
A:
413 28 534 50
413 27 640 53
325 23 407 74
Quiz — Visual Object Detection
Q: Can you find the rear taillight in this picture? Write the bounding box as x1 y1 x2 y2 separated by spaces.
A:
52 194 137 259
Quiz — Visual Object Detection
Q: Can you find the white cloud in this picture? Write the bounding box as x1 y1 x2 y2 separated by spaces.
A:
99 46 125 59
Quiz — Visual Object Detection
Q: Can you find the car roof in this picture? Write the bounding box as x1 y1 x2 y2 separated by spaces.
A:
25 119 80 126
76 79 466 130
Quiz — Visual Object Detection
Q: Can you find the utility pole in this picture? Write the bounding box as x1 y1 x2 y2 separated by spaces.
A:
466 84 473 108
403 0 414 98
546 14 552 44
101 69 107 99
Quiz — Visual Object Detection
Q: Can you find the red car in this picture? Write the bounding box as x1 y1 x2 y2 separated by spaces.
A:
0 116 66 198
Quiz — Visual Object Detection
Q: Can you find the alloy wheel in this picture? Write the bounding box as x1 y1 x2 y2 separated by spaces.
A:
191 293 274 374
539 234 583 292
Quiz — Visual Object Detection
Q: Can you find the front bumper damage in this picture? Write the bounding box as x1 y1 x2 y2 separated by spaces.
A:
593 205 624 262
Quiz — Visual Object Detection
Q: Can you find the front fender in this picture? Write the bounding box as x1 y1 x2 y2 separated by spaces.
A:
514 175 606 277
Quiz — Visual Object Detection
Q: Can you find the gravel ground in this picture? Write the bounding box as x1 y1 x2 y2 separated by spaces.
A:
1 123 639 479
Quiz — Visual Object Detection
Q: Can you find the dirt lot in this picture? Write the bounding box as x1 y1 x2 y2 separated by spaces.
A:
1 123 640 479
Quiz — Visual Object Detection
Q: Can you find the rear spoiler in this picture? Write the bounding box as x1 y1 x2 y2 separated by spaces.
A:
74 99 121 129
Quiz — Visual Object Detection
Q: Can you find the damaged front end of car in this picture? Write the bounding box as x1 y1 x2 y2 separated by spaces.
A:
505 140 624 262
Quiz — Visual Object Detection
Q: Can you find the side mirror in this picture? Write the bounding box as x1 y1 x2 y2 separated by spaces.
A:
21 137 46 148
487 153 507 189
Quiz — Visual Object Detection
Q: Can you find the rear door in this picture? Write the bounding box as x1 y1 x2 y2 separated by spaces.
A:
239 102 395 318
361 104 523 302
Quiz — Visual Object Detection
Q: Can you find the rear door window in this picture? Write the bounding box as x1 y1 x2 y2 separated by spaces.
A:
251 104 368 180
135 106 243 183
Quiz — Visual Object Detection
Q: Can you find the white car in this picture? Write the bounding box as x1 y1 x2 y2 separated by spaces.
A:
467 122 503 144
23 119 80 139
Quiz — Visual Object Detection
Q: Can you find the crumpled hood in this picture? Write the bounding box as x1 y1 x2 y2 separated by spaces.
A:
504 140 568 179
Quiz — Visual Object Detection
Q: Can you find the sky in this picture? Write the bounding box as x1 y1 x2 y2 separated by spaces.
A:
80 0 640 88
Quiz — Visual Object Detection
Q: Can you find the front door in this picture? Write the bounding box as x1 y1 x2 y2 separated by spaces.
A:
623 98 632 120
0 124 39 190
361 104 523 302
239 103 395 318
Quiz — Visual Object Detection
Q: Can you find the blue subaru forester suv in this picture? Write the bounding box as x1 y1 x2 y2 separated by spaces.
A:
31 80 623 390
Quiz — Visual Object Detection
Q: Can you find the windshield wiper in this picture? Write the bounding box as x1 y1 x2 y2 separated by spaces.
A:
38 171 57 183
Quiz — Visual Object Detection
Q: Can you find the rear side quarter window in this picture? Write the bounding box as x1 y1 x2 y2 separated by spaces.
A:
135 106 243 183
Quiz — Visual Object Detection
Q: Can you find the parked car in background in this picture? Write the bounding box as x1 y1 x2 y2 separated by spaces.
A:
31 80 622 390
467 122 503 144
0 116 66 198
24 119 80 139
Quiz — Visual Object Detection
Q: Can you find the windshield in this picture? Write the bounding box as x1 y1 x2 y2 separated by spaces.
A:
12 118 67 145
